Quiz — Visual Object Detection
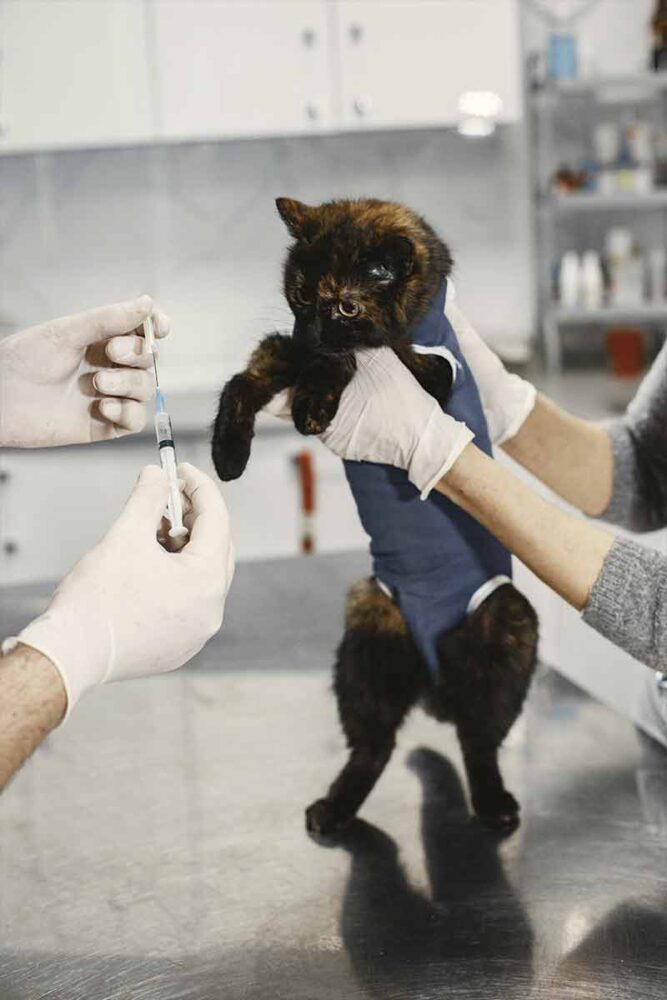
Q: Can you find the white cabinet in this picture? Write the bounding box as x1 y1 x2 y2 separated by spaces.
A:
335 0 522 131
0 442 151 587
0 0 153 153
0 427 368 586
0 0 524 153
153 0 334 141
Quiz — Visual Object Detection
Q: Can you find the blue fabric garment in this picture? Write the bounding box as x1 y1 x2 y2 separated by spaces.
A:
343 279 512 678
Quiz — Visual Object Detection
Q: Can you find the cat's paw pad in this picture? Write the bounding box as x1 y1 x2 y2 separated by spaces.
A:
475 790 520 832
305 798 346 837
292 393 339 436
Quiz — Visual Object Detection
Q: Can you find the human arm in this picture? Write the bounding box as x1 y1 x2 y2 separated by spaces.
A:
436 443 613 610
0 296 169 447
0 646 66 788
447 293 667 530
2 463 234 758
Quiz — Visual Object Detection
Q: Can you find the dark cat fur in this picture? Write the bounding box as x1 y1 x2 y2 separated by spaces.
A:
212 197 538 835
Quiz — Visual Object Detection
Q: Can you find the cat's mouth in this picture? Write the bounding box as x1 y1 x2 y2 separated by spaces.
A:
292 312 387 353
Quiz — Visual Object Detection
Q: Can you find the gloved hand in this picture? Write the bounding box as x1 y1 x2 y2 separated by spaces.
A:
0 296 169 448
444 290 536 444
266 347 474 499
2 464 234 713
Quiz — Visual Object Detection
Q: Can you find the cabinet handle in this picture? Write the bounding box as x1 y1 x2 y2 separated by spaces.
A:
305 102 320 122
2 540 18 556
302 27 317 48
0 469 9 484
353 95 373 118
349 23 363 44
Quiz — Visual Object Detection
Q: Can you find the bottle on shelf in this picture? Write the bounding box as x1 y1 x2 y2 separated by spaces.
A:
605 228 645 308
581 251 604 310
558 251 582 308
648 247 666 302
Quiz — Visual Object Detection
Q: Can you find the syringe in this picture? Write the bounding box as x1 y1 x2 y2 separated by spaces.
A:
143 316 188 540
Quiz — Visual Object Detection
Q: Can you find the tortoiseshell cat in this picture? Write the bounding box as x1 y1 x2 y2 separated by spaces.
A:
212 198 538 835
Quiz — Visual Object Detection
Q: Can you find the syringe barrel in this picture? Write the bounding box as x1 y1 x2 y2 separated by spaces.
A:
154 409 187 538
155 409 175 449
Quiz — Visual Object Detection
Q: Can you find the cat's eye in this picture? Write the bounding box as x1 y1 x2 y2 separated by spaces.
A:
367 262 393 283
338 300 361 319
293 287 312 307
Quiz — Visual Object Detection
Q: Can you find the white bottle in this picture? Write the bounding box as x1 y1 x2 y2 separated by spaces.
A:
581 251 604 310
648 248 666 303
559 251 582 309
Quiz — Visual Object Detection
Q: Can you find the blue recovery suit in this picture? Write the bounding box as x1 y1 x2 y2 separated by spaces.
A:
343 280 512 679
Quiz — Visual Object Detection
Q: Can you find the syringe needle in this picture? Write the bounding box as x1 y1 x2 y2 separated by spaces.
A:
142 315 161 391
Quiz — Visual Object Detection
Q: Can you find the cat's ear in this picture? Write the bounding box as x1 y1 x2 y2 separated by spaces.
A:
378 234 415 280
276 197 318 241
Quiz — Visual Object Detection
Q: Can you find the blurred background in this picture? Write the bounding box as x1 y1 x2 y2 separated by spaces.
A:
1 0 666 716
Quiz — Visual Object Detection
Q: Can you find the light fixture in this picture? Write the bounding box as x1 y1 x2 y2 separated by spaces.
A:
456 90 503 138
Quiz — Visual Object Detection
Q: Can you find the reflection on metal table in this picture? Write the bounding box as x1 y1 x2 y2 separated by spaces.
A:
1 552 666 999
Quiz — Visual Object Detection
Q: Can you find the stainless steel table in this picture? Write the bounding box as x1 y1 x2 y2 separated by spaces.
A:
1 552 666 999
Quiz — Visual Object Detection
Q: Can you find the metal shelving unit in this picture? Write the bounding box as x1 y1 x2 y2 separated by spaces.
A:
532 72 667 371
552 190 667 212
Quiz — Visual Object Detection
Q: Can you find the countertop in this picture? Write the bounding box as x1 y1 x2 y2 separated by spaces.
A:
1 551 666 1000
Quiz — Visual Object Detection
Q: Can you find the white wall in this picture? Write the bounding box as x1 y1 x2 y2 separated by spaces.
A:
0 124 534 382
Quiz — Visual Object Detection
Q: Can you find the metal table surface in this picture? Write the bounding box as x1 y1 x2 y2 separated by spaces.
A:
1 551 666 1000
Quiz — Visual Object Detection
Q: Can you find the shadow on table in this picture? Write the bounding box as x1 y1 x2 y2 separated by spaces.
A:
3 743 666 1000
334 747 534 999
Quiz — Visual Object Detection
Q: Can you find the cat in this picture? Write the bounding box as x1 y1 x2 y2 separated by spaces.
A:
212 197 538 836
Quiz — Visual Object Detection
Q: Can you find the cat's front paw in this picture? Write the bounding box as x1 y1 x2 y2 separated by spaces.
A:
305 798 349 837
211 379 255 481
212 425 252 481
292 390 340 436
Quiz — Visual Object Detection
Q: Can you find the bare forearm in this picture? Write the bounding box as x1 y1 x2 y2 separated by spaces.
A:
0 645 66 789
501 394 614 517
438 444 614 611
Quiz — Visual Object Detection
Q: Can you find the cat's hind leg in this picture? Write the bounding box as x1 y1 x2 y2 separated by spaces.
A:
438 583 538 831
306 578 428 837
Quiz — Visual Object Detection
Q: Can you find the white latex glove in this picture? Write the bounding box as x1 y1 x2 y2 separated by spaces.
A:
444 290 536 445
0 296 169 448
2 464 234 714
265 347 474 499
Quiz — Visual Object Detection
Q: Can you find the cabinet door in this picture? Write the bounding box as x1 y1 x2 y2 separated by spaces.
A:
0 442 150 587
0 0 153 153
336 0 522 131
154 0 333 140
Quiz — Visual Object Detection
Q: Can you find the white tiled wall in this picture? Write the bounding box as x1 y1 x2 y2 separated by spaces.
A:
0 125 534 385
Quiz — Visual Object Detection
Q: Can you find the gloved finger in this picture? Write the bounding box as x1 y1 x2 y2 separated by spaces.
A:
177 462 231 558
97 397 147 434
52 295 157 351
116 465 171 529
104 334 155 368
152 307 170 339
263 388 292 420
93 367 155 402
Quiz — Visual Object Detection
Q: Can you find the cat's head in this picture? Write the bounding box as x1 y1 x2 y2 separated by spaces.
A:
276 197 452 353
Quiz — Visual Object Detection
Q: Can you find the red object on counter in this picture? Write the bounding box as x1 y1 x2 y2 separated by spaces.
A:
606 328 645 378
294 450 316 555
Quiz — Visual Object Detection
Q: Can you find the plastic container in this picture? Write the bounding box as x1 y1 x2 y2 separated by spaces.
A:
548 32 578 81
559 251 581 308
581 251 604 310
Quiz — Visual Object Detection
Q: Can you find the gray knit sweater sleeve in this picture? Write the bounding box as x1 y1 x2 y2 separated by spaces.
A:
582 340 667 669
